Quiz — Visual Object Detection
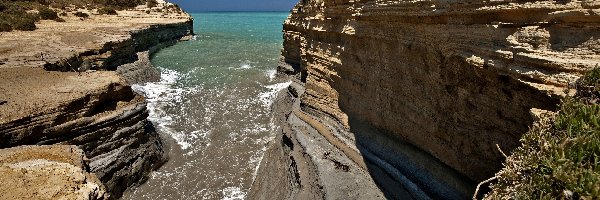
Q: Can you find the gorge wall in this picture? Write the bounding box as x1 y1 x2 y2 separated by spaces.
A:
0 4 193 199
253 0 600 199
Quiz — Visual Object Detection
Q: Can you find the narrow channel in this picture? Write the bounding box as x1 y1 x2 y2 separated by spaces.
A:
122 12 291 199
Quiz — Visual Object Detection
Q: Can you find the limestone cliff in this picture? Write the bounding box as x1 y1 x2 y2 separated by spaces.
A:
254 0 599 199
0 2 193 199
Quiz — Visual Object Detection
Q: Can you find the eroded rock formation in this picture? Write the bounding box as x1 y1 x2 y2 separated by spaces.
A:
254 0 599 199
0 3 193 198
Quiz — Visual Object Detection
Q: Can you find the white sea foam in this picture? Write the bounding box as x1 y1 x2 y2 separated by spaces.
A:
132 68 193 150
265 69 277 81
236 60 256 70
221 187 246 200
239 64 252 69
258 81 292 108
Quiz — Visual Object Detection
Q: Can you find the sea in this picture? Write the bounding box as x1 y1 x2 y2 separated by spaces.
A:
122 12 292 200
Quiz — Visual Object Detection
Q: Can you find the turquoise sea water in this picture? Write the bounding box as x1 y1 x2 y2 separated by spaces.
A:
123 12 291 199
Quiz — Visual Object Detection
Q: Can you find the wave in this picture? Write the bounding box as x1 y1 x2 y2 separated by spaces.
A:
221 186 246 200
258 81 292 108
132 68 194 150
265 69 277 81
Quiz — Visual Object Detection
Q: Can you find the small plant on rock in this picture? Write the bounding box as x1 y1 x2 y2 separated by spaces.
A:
38 7 58 20
98 7 117 15
146 0 158 8
12 17 36 31
73 11 89 18
0 22 12 32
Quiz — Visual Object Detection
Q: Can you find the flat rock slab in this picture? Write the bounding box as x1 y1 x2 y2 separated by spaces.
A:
0 145 107 200
0 67 123 123
0 8 191 69
0 6 192 124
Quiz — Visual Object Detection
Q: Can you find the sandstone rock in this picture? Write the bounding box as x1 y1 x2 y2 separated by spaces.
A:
0 4 193 198
279 0 599 182
255 0 600 198
0 145 107 200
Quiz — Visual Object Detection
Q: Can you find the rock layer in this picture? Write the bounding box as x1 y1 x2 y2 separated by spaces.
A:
0 3 193 199
255 0 599 199
0 145 107 200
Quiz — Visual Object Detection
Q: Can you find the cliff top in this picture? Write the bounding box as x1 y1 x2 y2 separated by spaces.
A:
0 1 192 123
0 145 107 200
0 2 191 69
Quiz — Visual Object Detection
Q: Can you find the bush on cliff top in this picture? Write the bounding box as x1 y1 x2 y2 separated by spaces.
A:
97 7 117 15
486 68 600 199
146 0 158 8
0 1 66 32
5 0 147 8
38 6 58 20
0 10 38 31
0 0 149 32
73 11 88 18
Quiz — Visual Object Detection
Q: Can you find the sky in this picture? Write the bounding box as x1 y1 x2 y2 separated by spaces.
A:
169 0 299 12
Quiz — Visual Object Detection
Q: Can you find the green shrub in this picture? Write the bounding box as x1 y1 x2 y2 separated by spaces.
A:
0 0 149 32
146 0 157 8
0 11 37 31
12 16 36 31
576 67 600 102
73 11 89 18
97 7 117 15
38 7 58 20
0 22 12 32
92 0 146 8
486 68 600 199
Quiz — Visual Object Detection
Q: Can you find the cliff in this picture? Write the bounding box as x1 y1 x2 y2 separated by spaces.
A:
0 2 193 199
253 0 599 199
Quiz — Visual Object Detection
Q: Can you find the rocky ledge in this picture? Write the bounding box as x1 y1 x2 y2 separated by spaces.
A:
0 145 107 200
252 0 599 199
0 1 193 199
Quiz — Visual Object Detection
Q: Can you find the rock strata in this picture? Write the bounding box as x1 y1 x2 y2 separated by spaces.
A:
254 0 599 199
0 145 107 200
0 2 193 198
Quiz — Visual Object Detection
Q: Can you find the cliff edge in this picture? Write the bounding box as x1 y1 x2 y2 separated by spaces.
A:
252 0 599 199
0 1 193 198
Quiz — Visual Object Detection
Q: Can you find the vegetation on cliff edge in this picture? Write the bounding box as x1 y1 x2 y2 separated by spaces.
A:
486 67 600 199
0 0 159 32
